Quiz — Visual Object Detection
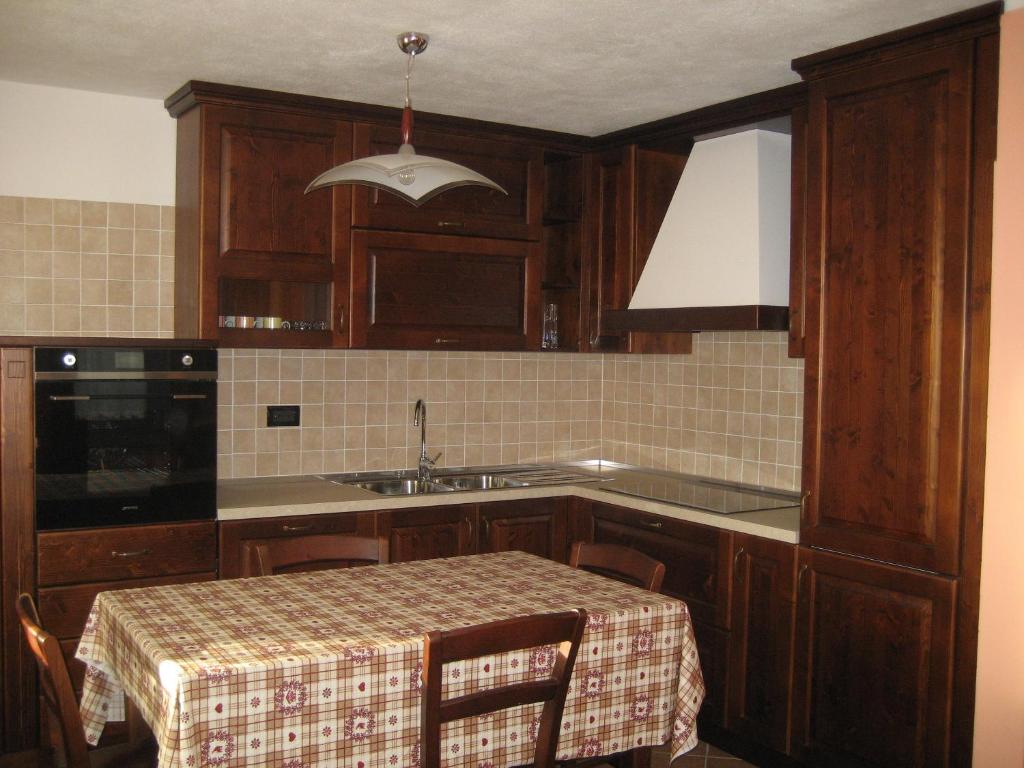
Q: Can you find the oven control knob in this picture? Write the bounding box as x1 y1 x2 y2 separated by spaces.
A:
181 354 194 367
61 352 77 368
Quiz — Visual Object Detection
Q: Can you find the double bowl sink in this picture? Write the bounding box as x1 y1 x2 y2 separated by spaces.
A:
322 467 599 496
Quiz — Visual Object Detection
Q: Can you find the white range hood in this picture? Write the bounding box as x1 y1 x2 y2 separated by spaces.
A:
605 122 792 332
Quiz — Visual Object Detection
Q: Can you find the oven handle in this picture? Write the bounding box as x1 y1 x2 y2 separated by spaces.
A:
172 394 208 400
48 395 91 401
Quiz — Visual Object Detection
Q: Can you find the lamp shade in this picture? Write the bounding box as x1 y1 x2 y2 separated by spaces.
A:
305 143 506 206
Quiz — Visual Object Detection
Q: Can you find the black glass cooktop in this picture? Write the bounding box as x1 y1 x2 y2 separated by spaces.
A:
601 473 799 515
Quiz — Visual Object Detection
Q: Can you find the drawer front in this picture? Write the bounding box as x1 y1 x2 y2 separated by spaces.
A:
38 571 217 639
38 522 217 587
590 502 734 629
219 512 376 579
352 123 542 241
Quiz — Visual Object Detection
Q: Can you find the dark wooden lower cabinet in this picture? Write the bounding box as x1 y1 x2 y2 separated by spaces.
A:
219 511 376 578
379 505 477 563
791 547 956 768
587 501 733 629
728 534 798 753
477 498 568 562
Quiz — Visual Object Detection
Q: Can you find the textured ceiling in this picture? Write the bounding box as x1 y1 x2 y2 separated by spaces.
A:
0 0 986 136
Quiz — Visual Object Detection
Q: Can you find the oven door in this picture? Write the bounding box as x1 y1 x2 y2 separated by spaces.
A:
35 378 216 530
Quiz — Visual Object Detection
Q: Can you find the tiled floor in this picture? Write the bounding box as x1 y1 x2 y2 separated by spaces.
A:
651 740 758 768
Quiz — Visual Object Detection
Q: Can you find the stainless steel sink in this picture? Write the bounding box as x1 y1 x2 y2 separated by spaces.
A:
434 474 528 490
351 479 454 495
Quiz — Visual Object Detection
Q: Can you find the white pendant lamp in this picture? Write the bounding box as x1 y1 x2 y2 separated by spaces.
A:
305 32 506 207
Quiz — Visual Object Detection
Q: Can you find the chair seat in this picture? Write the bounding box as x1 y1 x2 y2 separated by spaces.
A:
87 738 158 768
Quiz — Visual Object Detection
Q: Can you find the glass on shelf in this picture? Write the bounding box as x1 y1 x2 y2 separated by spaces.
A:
542 302 559 350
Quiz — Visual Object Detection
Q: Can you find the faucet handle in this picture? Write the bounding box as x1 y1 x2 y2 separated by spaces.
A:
426 452 442 466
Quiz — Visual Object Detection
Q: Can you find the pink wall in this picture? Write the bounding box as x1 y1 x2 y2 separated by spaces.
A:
973 7 1024 766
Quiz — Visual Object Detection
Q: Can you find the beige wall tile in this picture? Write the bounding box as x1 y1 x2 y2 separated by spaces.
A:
24 198 52 225
0 197 24 224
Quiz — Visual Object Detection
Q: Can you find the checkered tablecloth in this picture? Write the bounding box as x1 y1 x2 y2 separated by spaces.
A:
78 551 704 767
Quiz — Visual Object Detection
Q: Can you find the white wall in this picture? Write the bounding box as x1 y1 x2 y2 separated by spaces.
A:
0 80 176 205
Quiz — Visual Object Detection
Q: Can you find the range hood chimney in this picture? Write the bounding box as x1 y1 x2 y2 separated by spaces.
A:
603 121 791 333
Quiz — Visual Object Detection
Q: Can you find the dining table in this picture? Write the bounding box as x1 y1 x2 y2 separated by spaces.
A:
76 550 705 768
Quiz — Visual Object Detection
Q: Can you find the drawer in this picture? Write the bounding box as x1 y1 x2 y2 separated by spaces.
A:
38 522 217 587
38 571 217 639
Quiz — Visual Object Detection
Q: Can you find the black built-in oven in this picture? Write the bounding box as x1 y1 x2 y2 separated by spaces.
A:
34 347 217 530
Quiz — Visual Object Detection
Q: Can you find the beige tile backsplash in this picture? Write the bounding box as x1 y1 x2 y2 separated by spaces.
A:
0 196 174 336
3 197 802 490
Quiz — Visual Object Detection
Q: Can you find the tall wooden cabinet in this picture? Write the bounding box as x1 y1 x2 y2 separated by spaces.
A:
792 6 1000 767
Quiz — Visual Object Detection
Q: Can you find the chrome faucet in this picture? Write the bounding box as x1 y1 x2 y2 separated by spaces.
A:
413 399 441 482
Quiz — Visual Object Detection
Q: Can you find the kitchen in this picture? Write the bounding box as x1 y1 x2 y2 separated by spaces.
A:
0 1 1022 767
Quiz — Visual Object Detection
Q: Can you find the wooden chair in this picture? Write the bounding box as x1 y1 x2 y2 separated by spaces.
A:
15 593 155 768
243 534 389 576
569 542 665 593
421 609 588 768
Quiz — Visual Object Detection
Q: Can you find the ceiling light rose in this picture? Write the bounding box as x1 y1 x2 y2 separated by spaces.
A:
305 31 506 206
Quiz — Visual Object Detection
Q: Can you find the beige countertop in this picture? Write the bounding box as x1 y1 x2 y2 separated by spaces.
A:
218 463 800 544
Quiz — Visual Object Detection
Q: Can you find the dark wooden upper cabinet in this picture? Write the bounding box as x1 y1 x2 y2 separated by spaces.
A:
582 147 634 352
350 230 540 351
792 548 956 768
787 102 808 359
727 534 797 753
581 146 692 354
351 123 544 241
477 498 568 563
799 43 973 574
174 103 353 347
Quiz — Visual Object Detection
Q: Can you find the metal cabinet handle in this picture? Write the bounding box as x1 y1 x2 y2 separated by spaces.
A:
49 395 91 401
642 519 663 530
733 547 746 573
172 394 207 400
434 338 461 345
337 305 346 331
482 517 491 539
437 221 464 228
282 524 313 533
111 548 151 559
465 516 474 539
797 564 809 594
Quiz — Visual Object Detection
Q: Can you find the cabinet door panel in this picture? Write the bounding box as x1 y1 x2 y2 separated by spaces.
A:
219 513 375 579
792 548 955 768
382 505 476 563
589 502 733 629
352 124 542 241
802 44 972 573
727 535 797 753
478 498 568 562
350 231 540 350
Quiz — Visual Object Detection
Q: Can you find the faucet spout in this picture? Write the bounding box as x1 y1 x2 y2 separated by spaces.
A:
413 399 438 481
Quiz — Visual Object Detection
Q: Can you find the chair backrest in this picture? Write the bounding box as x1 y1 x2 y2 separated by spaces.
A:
16 593 92 768
421 609 587 768
243 534 389 576
569 541 666 593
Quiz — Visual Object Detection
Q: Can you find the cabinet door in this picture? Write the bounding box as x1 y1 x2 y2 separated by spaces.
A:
588 501 734 629
478 498 568 562
581 147 633 352
581 147 691 354
179 105 353 347
380 505 477 563
792 548 956 768
801 44 973 574
352 124 543 241
727 534 798 753
218 512 376 579
350 231 540 350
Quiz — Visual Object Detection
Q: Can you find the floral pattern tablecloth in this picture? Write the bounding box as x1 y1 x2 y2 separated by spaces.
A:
78 550 704 768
